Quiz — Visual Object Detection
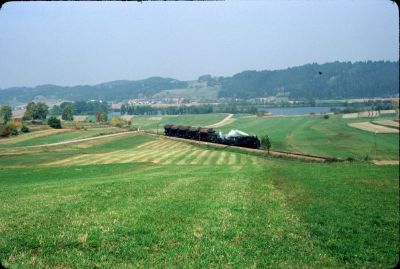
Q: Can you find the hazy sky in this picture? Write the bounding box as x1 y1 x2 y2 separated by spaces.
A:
0 0 398 88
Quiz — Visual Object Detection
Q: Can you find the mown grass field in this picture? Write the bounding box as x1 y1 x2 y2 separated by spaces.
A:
0 131 398 268
219 114 399 160
0 128 122 148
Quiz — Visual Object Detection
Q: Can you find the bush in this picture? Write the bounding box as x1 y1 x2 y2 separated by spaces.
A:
47 116 62 129
1 126 9 137
6 123 18 136
11 118 22 128
346 157 355 162
111 117 127 128
323 114 330 119
20 125 30 133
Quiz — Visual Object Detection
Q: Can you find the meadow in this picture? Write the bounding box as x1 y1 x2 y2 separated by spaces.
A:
0 130 398 268
219 113 399 160
128 113 228 132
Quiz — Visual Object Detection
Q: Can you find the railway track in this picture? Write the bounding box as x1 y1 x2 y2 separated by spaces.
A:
143 131 332 162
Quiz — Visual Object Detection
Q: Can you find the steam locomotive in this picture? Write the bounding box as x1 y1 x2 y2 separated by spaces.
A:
164 125 260 149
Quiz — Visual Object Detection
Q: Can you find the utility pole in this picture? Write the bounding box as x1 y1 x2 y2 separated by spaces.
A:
374 131 377 158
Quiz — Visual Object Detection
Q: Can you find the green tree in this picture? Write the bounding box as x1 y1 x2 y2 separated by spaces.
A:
121 104 127 115
260 135 271 155
6 122 18 136
47 116 62 129
24 102 38 120
20 125 30 133
61 102 74 121
50 105 62 116
36 102 49 120
95 112 108 123
0 105 12 124
23 102 48 120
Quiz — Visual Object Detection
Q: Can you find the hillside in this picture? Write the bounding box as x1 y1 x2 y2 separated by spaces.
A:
0 130 398 268
219 61 399 99
0 77 187 104
0 61 398 104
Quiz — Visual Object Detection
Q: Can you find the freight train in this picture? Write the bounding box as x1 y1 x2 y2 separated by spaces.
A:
164 125 260 149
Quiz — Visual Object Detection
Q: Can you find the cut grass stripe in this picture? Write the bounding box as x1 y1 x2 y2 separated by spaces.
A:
145 140 170 149
140 149 173 163
162 148 194 164
216 151 228 165
203 150 219 165
153 147 190 164
136 140 161 149
46 154 89 166
79 154 112 165
176 149 201 165
190 149 211 165
228 153 237 165
119 150 160 163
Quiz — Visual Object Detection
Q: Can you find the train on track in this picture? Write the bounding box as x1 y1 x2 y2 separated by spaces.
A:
164 124 261 149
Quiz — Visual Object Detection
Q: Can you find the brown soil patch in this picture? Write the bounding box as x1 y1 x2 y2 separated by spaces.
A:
372 120 399 129
348 122 399 133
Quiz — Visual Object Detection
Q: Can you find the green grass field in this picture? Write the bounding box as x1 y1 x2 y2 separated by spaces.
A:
0 131 398 268
129 113 228 132
219 114 399 160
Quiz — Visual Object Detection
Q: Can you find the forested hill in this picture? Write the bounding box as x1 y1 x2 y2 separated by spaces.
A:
0 61 398 104
0 77 187 104
219 61 399 99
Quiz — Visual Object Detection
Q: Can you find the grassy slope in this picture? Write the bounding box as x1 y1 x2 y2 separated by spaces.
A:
219 114 399 160
0 128 121 148
0 134 398 268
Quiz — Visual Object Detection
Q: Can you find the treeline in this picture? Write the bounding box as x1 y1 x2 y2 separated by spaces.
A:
331 100 395 114
219 61 399 99
121 103 258 115
51 101 108 117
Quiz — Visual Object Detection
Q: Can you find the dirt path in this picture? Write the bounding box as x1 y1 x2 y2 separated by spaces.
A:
20 131 138 148
205 114 234 128
372 160 399 165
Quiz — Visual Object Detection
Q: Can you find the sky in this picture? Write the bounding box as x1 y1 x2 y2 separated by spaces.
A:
0 0 398 88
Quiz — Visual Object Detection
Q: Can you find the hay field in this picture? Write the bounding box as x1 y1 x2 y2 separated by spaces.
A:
372 120 399 129
45 137 262 167
348 122 399 134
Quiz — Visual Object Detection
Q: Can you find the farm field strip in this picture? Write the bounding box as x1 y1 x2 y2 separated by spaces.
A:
44 137 264 167
0 128 72 146
348 122 399 133
372 120 399 129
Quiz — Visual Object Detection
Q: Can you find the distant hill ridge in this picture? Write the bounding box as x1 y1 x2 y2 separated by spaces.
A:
219 61 399 99
0 61 398 104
